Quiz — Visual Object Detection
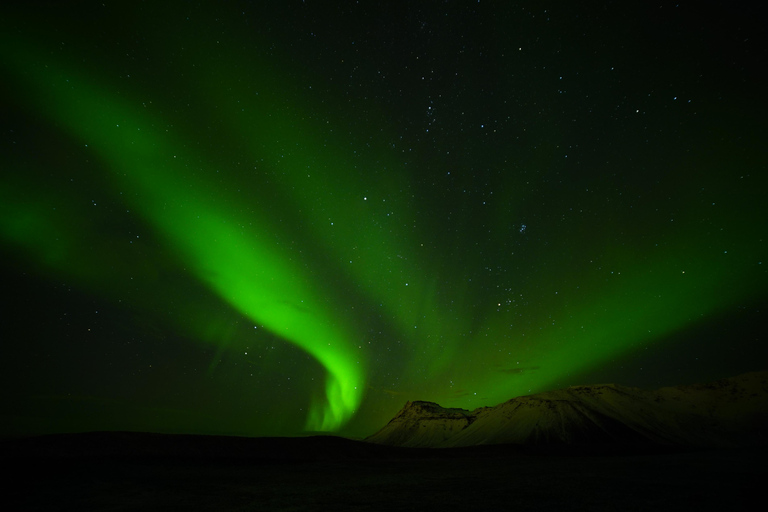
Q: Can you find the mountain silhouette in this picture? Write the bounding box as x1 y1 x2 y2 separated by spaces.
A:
366 371 768 448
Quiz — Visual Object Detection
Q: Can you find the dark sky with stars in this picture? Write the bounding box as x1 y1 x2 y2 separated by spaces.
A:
1 1 766 439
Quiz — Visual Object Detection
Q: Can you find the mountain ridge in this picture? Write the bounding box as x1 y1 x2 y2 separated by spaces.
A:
365 371 768 448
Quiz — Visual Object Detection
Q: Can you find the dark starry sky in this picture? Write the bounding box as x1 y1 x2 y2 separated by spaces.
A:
1 1 766 438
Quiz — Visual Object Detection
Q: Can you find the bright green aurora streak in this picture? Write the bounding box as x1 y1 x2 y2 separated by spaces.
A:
1 39 367 431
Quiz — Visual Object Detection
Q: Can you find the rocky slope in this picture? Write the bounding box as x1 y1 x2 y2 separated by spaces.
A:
366 371 768 448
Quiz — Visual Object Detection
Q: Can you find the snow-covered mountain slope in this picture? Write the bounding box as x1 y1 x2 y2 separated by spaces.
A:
365 371 768 448
362 401 474 448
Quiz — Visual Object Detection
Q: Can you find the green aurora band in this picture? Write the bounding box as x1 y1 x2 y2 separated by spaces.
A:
1 6 766 435
1 39 369 431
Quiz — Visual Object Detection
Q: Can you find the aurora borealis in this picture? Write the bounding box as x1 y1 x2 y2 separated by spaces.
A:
1 2 766 439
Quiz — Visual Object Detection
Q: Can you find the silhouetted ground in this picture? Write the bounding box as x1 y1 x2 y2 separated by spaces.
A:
4 432 762 511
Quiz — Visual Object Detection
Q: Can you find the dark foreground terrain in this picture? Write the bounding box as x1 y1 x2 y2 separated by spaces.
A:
4 432 762 511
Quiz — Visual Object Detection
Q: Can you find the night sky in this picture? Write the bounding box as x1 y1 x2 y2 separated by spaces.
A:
1 1 766 439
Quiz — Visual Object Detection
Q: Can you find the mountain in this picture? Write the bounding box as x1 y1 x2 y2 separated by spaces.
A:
365 371 768 448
